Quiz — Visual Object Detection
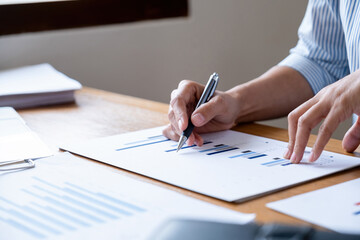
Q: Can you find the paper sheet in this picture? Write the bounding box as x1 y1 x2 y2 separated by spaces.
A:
0 107 52 162
0 153 254 240
267 178 360 234
61 126 360 202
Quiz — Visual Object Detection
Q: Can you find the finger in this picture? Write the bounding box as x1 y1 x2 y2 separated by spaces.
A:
169 104 199 146
290 103 327 163
170 89 188 131
186 132 204 146
170 89 177 99
193 132 204 146
178 79 205 101
309 108 343 162
191 93 226 127
162 124 180 141
172 96 188 131
167 106 182 136
343 116 360 152
187 133 196 146
285 98 318 159
170 81 203 131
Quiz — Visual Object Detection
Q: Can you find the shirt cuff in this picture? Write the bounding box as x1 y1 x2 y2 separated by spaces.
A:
278 53 336 94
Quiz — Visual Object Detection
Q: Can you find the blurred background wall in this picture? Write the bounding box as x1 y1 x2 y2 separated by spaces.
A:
0 0 351 139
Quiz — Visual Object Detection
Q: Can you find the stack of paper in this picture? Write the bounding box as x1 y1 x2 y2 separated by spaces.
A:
0 63 82 109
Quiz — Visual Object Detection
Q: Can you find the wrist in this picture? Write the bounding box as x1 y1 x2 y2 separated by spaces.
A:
226 83 255 124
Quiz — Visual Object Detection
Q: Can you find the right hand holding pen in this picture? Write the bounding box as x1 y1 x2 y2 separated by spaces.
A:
162 80 239 146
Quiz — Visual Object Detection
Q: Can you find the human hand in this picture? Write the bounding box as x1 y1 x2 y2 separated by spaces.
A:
284 70 360 163
162 80 240 146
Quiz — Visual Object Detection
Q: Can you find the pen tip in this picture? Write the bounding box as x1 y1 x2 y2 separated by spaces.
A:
177 136 187 153
176 145 182 153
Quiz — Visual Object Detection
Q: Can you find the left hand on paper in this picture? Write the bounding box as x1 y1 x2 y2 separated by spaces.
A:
284 70 360 163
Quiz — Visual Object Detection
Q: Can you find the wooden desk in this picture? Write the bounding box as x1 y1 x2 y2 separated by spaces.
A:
19 87 360 227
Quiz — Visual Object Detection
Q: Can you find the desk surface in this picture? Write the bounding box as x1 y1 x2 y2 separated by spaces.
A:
19 87 360 227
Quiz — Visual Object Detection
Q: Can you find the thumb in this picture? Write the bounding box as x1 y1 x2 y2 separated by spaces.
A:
191 95 225 127
343 116 360 152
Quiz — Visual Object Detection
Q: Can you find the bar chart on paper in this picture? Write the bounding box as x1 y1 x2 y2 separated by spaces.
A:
0 153 253 240
0 177 146 239
267 178 360 234
61 126 360 202
355 202 360 216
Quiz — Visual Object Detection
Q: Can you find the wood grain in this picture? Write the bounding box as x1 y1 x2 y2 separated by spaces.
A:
18 87 360 228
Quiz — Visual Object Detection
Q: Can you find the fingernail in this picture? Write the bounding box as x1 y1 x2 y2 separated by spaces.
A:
192 113 205 125
187 136 193 146
283 149 291 159
178 119 183 130
290 152 297 163
309 152 315 162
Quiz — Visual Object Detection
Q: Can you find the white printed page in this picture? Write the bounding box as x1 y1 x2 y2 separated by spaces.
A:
61 126 360 202
0 153 254 240
267 178 360 234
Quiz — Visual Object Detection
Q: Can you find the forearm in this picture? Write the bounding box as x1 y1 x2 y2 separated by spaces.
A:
227 66 314 123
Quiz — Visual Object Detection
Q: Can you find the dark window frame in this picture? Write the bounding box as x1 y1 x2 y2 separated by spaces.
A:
0 0 188 36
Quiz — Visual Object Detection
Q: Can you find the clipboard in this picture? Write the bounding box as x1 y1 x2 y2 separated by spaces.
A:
0 159 35 171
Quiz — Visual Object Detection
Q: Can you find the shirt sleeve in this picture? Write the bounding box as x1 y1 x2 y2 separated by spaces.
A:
278 0 350 94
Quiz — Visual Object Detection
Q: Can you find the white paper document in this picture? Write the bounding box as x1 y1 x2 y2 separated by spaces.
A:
61 127 360 202
267 178 360 234
0 64 81 109
0 107 52 163
0 153 254 240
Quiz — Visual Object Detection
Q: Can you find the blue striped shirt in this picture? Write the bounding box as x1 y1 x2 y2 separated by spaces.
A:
279 0 360 95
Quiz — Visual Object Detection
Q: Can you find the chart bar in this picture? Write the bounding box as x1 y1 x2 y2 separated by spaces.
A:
33 203 90 227
62 187 132 216
96 193 146 212
23 206 76 231
229 150 255 159
1 195 76 231
165 144 196 152
0 216 46 239
116 139 170 151
207 147 239 155
25 190 105 223
165 141 212 152
124 135 166 146
65 182 145 213
281 162 292 166
34 185 118 220
0 205 61 235
261 158 287 166
199 144 229 153
248 154 267 159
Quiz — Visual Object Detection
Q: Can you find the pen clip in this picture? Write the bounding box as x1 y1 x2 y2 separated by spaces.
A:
0 159 35 171
207 72 219 102
195 72 220 109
